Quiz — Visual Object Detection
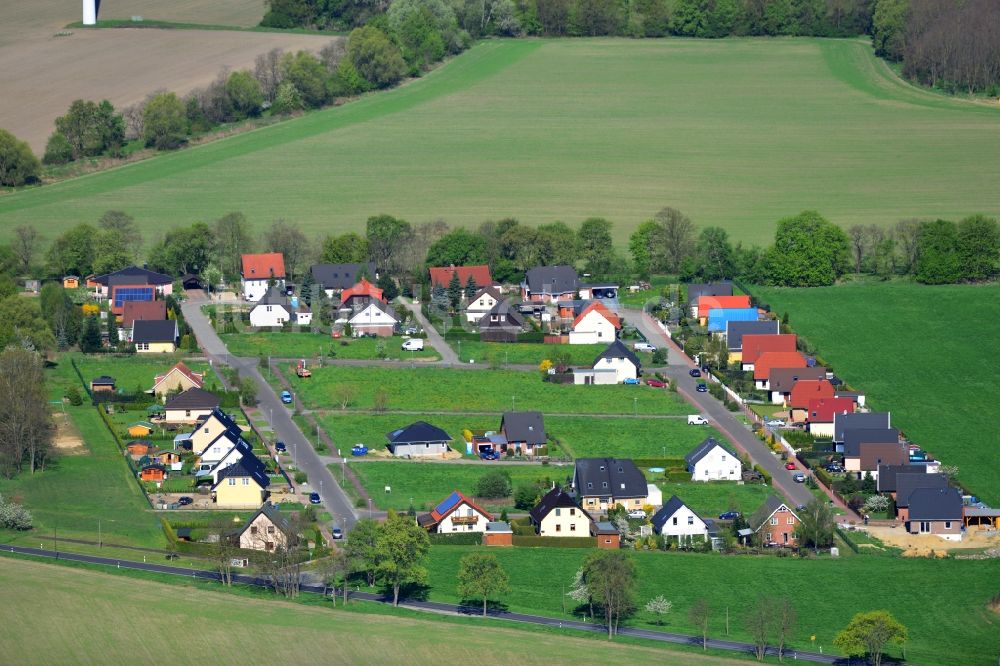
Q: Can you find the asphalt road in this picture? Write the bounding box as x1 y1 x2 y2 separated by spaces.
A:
3 545 848 664
397 296 460 364
624 309 814 508
182 298 357 530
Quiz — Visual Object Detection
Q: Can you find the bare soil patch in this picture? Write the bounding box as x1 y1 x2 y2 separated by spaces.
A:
52 410 87 455
864 524 1000 557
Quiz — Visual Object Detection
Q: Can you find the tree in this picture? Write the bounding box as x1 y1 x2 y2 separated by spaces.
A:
0 494 33 529
376 274 398 301
254 48 285 101
746 595 772 661
513 483 540 510
797 497 834 553
915 219 960 284
46 224 96 277
645 595 673 626
567 567 594 619
329 57 370 96
214 212 255 283
848 224 867 274
39 282 81 349
281 51 329 108
366 214 412 274
142 92 188 150
957 214 999 281
226 70 265 119
106 309 119 347
474 469 512 498
12 226 40 275
206 518 242 586
239 376 259 406
457 552 510 616
79 314 102 353
861 471 876 494
773 597 796 661
834 610 908 666
321 548 354 606
92 228 135 275
255 516 304 598
271 80 306 115
425 228 489 268
321 232 369 264
872 0 909 59
98 210 143 257
0 295 54 353
0 349 53 477
655 207 697 274
148 222 216 275
345 518 381 587
578 217 615 274
691 226 736 281
583 550 636 638
374 510 430 606
446 271 462 310
765 211 851 287
629 219 663 276
348 25 407 89
265 219 309 280
43 131 74 165
0 128 41 186
53 99 124 159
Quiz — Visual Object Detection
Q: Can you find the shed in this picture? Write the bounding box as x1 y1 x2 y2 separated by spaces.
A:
592 521 621 549
483 521 514 547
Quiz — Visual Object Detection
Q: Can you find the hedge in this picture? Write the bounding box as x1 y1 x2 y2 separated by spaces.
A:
753 464 772 485
512 535 596 548
834 526 860 554
428 532 483 545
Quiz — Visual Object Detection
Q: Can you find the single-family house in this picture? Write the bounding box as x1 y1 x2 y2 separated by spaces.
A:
687 282 733 315
753 352 808 392
697 295 752 322
340 277 386 311
428 265 495 292
895 472 949 522
788 379 835 422
164 388 220 424
573 458 648 513
386 421 452 458
652 495 710 543
833 412 890 451
707 307 758 333
740 334 797 371
463 286 503 323
749 495 800 547
529 486 593 537
241 253 286 302
249 286 313 327
132 319 178 353
207 436 256 484
483 521 514 547
417 491 494 533
91 266 173 300
140 463 167 482
121 300 167 339
568 301 620 344
805 397 855 438
499 411 546 456
127 422 155 438
876 464 921 495
212 457 269 509
238 503 297 551
521 266 578 303
348 299 398 337
906 487 964 540
725 319 779 363
187 409 241 457
834 390 867 409
90 375 116 393
592 521 621 549
106 279 156 317
583 339 640 384
150 361 205 397
684 437 742 481
478 300 525 342
310 262 377 298
63 275 80 289
126 440 153 459
843 429 904 479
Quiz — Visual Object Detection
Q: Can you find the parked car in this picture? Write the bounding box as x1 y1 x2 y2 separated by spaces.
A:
687 415 709 426
403 326 420 335
401 338 425 351
785 462 796 470
718 511 740 521
688 368 701 377
696 383 708 393
351 444 369 456
824 463 843 473
275 441 287 453
645 378 666 388
177 496 193 506
793 473 806 483
623 377 641 385
765 419 785 427
634 341 656 352
331 527 343 540
480 449 499 460
309 492 322 505
627 509 647 519
280 390 293 404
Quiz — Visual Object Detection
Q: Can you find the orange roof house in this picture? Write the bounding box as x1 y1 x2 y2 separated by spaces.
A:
789 379 835 409
241 253 286 280
122 300 167 328
428 265 495 290
341 277 385 306
741 334 797 366
698 295 751 319
572 301 621 330
753 352 807 381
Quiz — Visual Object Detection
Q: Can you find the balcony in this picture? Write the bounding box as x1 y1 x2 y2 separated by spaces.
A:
451 516 479 525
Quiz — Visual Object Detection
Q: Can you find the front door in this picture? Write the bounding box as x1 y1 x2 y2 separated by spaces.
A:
783 531 788 543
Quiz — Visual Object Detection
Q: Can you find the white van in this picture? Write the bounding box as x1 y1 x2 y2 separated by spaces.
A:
634 341 656 352
687 415 709 426
401 338 425 352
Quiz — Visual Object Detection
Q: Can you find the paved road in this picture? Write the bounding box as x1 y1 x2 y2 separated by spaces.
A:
397 296 460 364
182 298 357 530
3 545 848 664
625 309 814 508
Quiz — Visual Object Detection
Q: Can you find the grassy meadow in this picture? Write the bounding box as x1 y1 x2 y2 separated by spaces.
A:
3 39 1000 245
451 340 610 366
71 354 213 394
221 331 440 361
755 281 1000 505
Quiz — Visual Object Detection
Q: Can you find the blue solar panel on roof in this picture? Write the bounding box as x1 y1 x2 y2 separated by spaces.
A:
391 428 403 438
435 491 462 515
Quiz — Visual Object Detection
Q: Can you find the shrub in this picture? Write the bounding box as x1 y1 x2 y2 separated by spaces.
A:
428 532 482 545
294 471 308 485
0 495 33 530
512 535 595 548
65 385 83 406
474 469 512 498
0 128 41 186
513 483 541 510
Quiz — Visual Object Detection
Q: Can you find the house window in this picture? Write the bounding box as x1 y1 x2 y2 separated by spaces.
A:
570 508 575 516
587 482 593 489
242 478 250 485
945 521 952 529
787 517 794 525
920 522 930 533
672 517 678 526
266 306 272 312
228 478 235 486
250 526 258 535
770 517 778 526
555 508 561 517
721 455 726 461
137 343 149 351
766 532 772 542
267 526 275 534
602 482 608 488
556 524 562 532
570 524 576 532
687 516 694 525
266 542 274 551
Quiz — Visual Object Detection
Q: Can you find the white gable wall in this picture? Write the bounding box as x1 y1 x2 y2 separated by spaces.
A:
594 356 637 383
250 303 292 327
349 303 398 327
243 277 283 302
436 502 491 533
569 309 616 345
690 445 743 481
658 505 709 538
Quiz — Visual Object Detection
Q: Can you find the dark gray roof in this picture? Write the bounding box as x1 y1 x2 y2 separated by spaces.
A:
91 375 116 385
876 464 920 493
896 473 949 508
212 455 269 489
525 266 578 296
529 486 587 523
164 388 221 411
256 285 291 308
93 265 173 286
769 367 827 394
478 299 524 328
726 319 780 351
908 486 963 521
131 319 177 344
593 339 640 370
465 286 503 307
684 437 733 466
686 282 732 304
386 421 451 445
311 263 375 291
843 428 899 457
651 495 692 532
749 495 796 531
500 411 546 445
240 503 296 539
834 412 890 442
573 458 647 499
351 298 398 322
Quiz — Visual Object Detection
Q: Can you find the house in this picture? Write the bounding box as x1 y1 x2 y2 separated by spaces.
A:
529 486 593 537
188 409 243 459
568 301 620 344
90 375 116 393
652 495 709 543
238 503 297 551
753 352 807 392
843 429 903 479
483 521 514 547
749 495 800 547
592 521 621 549
150 361 205 397
788 379 835 422
707 307 758 333
725 319 779 363
573 457 648 513
132 319 178 353
386 421 452 458
139 463 167 482
499 411 547 456
906 487 963 540
248 286 312 327
685 437 742 481
806 397 856 438
340 277 386 310
192 412 250 475
63 276 80 289
212 457 270 509
478 300 525 342
739 334 797 371
163 388 220 424
521 266 578 303
91 266 173 300
463 286 502 324
127 422 155 438
895 473 949 521
417 491 494 533
768 367 828 404
686 282 733 314
311 262 377 298
121 300 167 338
834 390 867 409
348 300 398 337
876 464 921 494
126 440 153 459
833 412 890 448
206 436 256 484
241 253 286 302
428 265 495 292
155 450 183 471
587 339 641 384
697 294 751 322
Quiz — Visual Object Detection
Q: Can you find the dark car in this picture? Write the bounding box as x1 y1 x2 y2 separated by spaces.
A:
177 496 193 506
275 441 287 453
696 383 708 393
309 492 321 505
331 527 343 540
689 368 701 377
718 511 740 521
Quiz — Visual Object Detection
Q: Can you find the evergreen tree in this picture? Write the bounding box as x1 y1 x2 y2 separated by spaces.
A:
106 311 118 348
377 274 399 301
79 315 102 353
464 274 478 300
446 272 462 310
300 269 315 307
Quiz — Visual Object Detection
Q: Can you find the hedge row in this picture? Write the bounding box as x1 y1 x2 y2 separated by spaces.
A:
512 535 596 548
428 532 483 545
753 464 773 485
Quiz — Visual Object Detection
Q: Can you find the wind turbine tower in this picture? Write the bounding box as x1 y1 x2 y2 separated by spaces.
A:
83 0 97 25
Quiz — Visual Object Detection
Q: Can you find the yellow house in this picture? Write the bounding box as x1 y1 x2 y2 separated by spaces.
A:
212 457 269 509
127 422 155 438
150 361 204 397
237 503 297 551
187 409 240 456
529 487 593 537
132 320 178 354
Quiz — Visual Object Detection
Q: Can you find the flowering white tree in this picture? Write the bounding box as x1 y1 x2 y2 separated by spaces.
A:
645 595 673 625
864 494 890 513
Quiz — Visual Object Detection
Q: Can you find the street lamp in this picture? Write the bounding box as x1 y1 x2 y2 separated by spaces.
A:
368 498 373 519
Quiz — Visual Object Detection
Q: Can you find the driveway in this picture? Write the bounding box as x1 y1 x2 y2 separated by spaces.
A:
397 297 460 364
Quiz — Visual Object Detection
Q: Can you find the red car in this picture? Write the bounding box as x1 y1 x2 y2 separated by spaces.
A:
784 462 796 470
645 379 666 388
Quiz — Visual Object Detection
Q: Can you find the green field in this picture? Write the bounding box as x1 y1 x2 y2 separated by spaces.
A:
755 281 1000 505
452 340 611 366
0 559 738 666
221 332 440 361
422 546 999 665
3 39 1000 245
71 354 213 394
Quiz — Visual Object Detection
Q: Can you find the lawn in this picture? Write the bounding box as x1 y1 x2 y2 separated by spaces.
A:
451 341 609 366
422 546 999 665
289 366 690 416
70 353 213 395
754 281 1000 505
4 39 1000 246
652 481 772 518
221 332 439 361
0 558 737 666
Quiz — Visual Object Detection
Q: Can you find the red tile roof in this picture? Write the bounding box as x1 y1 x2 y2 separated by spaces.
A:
428 265 494 289
340 277 385 305
741 334 797 364
241 253 286 280
429 490 493 525
753 351 807 380
789 379 835 409
698 294 751 318
807 397 856 423
153 362 205 390
122 300 167 328
572 301 621 330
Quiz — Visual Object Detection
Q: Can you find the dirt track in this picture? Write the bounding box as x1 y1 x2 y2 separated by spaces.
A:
0 1 336 152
